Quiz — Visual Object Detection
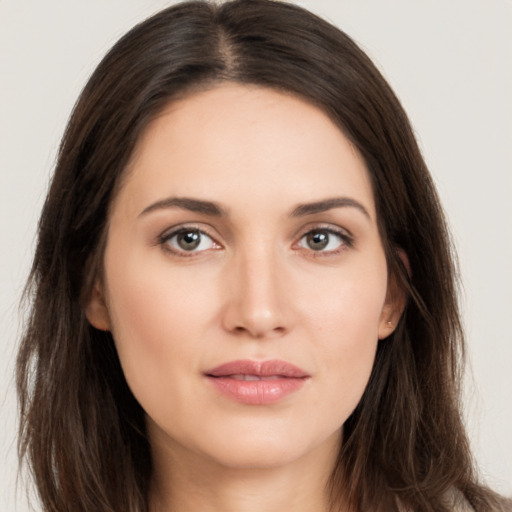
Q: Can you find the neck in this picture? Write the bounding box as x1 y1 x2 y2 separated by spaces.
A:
149 431 343 512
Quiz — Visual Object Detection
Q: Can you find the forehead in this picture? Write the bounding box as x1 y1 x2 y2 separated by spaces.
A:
116 83 376 220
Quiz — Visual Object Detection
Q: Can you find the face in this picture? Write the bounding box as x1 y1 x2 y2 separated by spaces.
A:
86 84 402 472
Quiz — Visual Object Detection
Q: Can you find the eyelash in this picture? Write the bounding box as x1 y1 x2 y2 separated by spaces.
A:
158 225 220 258
295 225 354 257
157 224 354 258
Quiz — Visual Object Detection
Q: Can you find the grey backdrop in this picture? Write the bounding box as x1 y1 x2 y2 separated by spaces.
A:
1 1 511 510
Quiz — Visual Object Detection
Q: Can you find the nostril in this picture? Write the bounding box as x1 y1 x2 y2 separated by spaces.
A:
231 324 286 339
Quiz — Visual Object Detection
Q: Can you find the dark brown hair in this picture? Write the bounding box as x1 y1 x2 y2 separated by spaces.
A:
16 1 509 511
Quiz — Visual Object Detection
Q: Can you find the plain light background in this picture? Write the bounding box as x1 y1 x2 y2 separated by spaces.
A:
1 1 511 510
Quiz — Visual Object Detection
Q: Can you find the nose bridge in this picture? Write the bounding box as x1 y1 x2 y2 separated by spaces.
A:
223 240 289 337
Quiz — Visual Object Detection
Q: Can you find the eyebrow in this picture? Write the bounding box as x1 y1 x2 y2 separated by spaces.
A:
291 197 371 220
139 197 227 217
139 195 371 220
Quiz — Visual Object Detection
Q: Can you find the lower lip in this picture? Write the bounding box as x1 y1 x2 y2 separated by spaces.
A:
206 376 308 405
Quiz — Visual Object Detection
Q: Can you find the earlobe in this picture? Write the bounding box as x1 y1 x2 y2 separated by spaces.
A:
378 290 406 340
378 250 409 340
84 281 111 331
378 315 402 340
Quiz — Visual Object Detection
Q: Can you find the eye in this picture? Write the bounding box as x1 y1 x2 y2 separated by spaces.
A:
160 228 219 255
298 228 349 253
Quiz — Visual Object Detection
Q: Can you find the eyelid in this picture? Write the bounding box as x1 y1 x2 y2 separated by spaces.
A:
295 222 354 241
155 222 354 257
293 223 355 253
157 223 223 256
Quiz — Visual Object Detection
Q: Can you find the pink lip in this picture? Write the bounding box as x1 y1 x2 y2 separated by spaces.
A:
204 359 310 405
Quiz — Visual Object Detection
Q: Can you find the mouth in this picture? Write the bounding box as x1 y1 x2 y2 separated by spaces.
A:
226 374 292 381
204 359 310 405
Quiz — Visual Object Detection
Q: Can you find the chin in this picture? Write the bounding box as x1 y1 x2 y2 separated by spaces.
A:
191 424 342 472
207 443 302 470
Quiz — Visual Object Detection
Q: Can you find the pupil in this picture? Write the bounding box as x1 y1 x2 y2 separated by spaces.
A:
307 231 328 250
178 231 201 250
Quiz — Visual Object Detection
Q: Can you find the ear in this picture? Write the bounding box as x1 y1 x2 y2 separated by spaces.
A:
84 280 111 331
378 250 409 340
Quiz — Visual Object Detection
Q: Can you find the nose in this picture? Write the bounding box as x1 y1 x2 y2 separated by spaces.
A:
221 248 291 339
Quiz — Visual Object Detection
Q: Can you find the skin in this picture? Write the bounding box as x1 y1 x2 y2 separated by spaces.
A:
86 83 404 512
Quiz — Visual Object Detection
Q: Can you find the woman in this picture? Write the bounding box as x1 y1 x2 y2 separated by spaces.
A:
16 1 511 511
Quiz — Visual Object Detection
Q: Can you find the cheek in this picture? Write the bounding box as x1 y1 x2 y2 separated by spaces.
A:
103 225 389 455
299 261 387 414
302 258 387 342
102 244 217 408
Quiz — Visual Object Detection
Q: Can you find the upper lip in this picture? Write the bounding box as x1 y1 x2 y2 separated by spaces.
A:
205 359 310 378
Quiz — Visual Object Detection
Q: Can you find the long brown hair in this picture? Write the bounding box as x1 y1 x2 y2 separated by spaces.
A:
17 1 509 511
